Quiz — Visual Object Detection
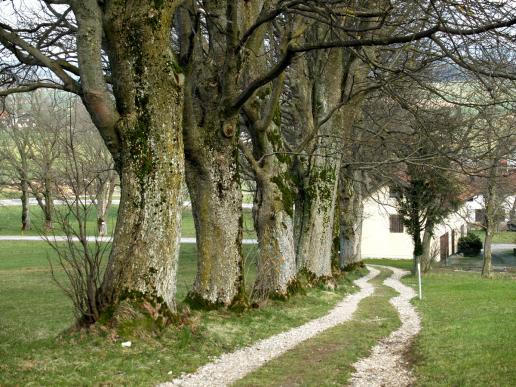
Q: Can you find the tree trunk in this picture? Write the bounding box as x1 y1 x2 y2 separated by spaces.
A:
297 155 341 278
252 172 297 301
43 180 53 231
420 225 434 273
20 176 30 232
294 47 368 277
97 1 185 312
184 118 244 307
96 173 116 236
248 119 298 299
339 169 365 268
482 181 497 278
294 47 344 279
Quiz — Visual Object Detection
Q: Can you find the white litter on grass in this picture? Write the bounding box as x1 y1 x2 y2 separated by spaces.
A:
158 267 380 387
349 265 421 387
121 341 132 348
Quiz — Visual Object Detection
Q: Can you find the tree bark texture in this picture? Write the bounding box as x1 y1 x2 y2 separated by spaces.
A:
184 118 244 306
339 169 365 268
20 175 31 231
250 122 297 301
296 49 367 278
74 1 186 311
180 1 270 306
420 224 434 273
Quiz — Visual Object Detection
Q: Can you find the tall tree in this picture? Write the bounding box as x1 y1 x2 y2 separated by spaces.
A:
0 0 186 318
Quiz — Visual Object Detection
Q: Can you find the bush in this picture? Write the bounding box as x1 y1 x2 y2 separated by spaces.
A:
458 233 483 256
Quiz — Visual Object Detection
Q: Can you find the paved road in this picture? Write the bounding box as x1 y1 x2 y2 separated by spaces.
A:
489 243 516 251
0 235 258 244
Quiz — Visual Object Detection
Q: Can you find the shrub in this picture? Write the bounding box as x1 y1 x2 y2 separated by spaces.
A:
458 233 483 256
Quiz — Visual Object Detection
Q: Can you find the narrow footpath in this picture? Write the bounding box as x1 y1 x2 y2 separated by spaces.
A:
349 266 421 387
159 267 381 387
158 265 421 387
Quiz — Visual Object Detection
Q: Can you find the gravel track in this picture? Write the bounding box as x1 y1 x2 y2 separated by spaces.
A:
158 267 381 387
349 265 421 387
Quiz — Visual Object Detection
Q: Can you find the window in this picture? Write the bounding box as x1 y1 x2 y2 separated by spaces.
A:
389 214 404 233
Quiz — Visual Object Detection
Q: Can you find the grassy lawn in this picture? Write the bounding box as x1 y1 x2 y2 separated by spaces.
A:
235 268 401 386
471 230 516 244
371 259 516 386
0 205 256 239
0 241 364 386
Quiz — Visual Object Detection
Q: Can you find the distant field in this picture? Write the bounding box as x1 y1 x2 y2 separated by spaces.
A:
0 205 256 239
470 229 516 244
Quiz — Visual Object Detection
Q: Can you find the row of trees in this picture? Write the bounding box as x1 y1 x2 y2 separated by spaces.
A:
0 92 117 235
0 1 515 324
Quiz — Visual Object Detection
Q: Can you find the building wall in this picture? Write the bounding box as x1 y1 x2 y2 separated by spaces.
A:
361 188 414 259
361 187 469 260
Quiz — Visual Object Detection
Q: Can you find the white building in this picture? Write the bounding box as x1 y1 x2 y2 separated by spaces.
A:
360 187 470 261
463 194 516 228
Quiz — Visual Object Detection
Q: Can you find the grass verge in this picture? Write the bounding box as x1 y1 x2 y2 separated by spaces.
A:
0 241 364 386
471 230 516 244
370 259 516 386
234 268 401 387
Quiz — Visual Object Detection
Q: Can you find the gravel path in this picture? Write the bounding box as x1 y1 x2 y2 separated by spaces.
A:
158 267 381 387
349 265 421 387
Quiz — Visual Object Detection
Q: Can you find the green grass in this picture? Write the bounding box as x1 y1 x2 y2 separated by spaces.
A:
0 205 256 239
364 258 413 271
471 230 516 244
235 268 401 386
369 259 516 386
0 241 364 386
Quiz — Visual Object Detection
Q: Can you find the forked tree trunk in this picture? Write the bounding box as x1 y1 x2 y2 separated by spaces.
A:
31 182 54 232
184 118 244 307
295 47 368 278
96 1 185 311
294 49 343 279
